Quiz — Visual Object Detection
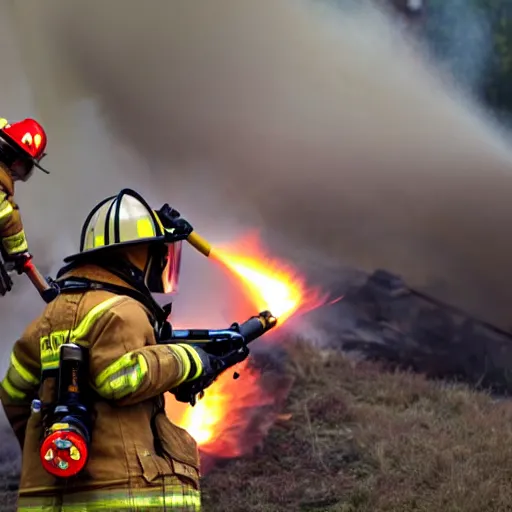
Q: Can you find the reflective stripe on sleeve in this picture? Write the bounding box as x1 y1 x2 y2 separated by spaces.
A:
0 376 26 400
0 197 14 227
93 352 149 400
2 229 28 254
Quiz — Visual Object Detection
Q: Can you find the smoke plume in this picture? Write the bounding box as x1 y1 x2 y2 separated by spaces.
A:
4 0 512 337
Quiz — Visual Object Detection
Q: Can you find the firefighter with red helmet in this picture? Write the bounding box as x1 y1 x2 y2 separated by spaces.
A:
0 117 48 268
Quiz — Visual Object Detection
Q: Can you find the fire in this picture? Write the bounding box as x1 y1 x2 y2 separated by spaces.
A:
175 359 274 454
211 233 327 323
166 232 327 462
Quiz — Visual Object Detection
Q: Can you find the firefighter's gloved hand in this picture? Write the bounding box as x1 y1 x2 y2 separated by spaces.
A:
178 344 226 386
3 251 31 275
0 263 12 296
170 344 248 405
156 204 193 239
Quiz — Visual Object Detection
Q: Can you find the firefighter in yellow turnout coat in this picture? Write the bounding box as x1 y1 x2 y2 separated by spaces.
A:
0 189 221 511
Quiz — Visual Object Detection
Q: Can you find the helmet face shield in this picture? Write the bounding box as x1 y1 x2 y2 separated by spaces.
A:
162 242 182 294
10 158 35 182
0 135 35 182
145 242 182 294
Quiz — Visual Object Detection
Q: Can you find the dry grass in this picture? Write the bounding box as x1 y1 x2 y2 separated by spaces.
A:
0 424 21 511
202 342 512 512
3 342 512 511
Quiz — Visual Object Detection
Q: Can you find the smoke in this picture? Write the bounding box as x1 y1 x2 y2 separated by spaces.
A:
3 0 512 339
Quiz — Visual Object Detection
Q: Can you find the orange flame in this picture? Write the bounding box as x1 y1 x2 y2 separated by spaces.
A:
166 232 327 460
174 359 274 454
211 233 327 323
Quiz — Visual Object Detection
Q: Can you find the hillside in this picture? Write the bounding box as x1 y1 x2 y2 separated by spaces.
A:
2 340 512 512
202 342 512 512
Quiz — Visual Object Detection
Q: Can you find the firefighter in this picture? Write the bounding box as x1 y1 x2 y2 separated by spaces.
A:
0 188 221 511
0 117 48 267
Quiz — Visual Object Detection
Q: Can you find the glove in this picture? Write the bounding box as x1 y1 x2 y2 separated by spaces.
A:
155 204 193 242
171 342 250 405
0 260 12 296
3 251 31 274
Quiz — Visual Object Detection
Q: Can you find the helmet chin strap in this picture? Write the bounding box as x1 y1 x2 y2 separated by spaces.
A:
103 256 159 301
143 244 170 295
100 257 174 334
141 248 174 332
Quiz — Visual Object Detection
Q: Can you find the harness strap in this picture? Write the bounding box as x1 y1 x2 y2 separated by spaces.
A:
57 277 156 316
54 277 172 337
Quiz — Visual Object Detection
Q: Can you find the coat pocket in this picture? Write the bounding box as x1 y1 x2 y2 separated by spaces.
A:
153 413 200 487
136 445 174 484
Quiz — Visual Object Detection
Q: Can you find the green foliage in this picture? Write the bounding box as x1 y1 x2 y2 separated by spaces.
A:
422 0 512 116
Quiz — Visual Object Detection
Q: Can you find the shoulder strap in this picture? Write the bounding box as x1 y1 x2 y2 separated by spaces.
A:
54 276 168 328
54 259 173 336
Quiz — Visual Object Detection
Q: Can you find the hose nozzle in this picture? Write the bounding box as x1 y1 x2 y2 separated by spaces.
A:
235 310 278 343
187 231 211 257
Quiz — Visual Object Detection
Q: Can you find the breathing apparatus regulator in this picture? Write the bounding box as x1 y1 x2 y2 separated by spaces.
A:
33 343 92 478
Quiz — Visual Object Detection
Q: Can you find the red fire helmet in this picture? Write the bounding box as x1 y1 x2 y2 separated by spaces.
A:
0 117 50 180
1 118 47 161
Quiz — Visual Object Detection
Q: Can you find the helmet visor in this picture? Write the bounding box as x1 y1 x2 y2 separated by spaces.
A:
10 158 34 182
0 135 34 181
145 241 182 294
162 241 182 294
